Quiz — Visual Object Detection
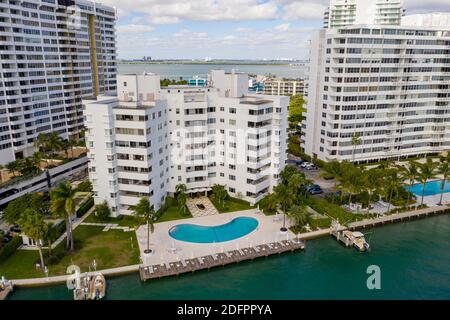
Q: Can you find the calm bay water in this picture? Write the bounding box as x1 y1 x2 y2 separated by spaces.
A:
9 215 450 300
117 63 306 79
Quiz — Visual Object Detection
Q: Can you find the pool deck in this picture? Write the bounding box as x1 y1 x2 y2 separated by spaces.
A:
136 209 299 268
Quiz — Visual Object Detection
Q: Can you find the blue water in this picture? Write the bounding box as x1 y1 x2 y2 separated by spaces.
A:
407 180 450 196
169 217 258 243
9 215 450 300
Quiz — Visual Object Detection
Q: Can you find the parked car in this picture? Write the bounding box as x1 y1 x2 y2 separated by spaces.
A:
9 224 21 233
300 162 311 168
306 184 323 195
2 233 12 243
309 187 323 195
305 164 317 170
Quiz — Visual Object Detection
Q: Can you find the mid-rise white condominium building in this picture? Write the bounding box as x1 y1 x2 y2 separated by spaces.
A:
324 0 404 29
302 20 450 163
262 78 306 97
0 0 116 164
83 71 288 216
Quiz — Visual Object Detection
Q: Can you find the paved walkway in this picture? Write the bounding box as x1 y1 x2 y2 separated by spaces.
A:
80 222 134 232
11 264 140 287
186 197 219 217
20 206 97 251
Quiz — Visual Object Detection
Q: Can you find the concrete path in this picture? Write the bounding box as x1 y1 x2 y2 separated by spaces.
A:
11 264 140 287
80 222 134 232
186 197 219 217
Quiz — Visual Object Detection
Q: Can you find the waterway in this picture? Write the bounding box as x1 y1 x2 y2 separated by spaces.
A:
9 215 450 300
118 63 306 79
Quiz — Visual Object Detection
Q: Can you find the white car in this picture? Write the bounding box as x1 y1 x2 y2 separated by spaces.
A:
300 162 311 168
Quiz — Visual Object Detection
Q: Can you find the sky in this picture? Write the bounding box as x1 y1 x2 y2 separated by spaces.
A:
99 0 450 60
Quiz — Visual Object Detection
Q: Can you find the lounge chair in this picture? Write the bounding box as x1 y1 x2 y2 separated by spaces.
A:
197 257 204 265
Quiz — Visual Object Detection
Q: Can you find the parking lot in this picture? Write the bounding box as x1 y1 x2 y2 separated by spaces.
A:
286 154 335 197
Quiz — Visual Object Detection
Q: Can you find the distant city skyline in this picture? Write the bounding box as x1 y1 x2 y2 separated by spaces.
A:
100 0 450 60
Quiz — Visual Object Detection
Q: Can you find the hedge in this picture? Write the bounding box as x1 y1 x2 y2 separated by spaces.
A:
0 236 22 263
76 197 94 218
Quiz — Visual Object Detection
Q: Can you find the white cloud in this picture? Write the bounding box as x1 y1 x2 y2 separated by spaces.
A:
102 0 280 24
234 27 253 33
117 24 155 34
274 23 290 31
282 2 327 20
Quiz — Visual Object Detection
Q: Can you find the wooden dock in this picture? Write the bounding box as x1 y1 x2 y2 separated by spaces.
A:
139 239 306 281
347 206 449 230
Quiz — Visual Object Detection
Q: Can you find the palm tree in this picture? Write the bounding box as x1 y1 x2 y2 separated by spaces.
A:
61 139 70 158
31 151 43 170
351 133 361 162
5 160 21 177
50 182 76 251
341 166 364 205
437 160 449 206
68 139 78 158
133 197 156 254
397 161 419 206
280 165 299 186
47 132 63 162
364 168 383 209
175 183 188 214
287 172 309 197
417 159 438 206
34 133 47 153
19 209 48 271
274 183 294 232
262 193 278 214
287 205 309 229
384 169 402 213
212 184 227 207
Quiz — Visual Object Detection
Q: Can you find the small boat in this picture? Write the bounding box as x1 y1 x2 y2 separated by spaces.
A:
90 273 106 300
342 231 370 252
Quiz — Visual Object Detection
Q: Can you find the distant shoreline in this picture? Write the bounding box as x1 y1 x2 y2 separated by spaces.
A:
118 61 298 67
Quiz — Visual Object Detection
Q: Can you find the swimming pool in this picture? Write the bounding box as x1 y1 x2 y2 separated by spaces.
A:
407 180 450 196
169 217 258 243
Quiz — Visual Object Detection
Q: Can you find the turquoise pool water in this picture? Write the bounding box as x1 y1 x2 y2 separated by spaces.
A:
169 217 258 243
407 180 450 196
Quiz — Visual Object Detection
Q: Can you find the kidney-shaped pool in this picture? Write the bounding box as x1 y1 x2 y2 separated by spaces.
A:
169 217 259 243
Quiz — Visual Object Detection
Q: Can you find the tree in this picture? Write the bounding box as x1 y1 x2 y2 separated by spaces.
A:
363 168 383 209
280 165 299 186
274 183 294 232
47 132 63 162
94 201 111 220
212 184 228 207
3 193 49 224
133 197 156 254
417 159 438 206
397 161 419 206
175 183 188 215
351 133 361 162
341 166 364 205
19 209 48 271
288 95 305 126
68 139 78 158
5 160 21 177
18 157 40 176
34 133 48 153
287 205 309 228
437 160 449 206
260 193 278 214
383 169 402 213
50 182 76 251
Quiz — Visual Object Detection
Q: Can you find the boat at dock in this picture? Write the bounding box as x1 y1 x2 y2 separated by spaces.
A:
73 272 106 300
342 231 370 252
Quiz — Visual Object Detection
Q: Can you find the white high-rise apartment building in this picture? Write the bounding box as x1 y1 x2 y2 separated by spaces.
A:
324 0 404 29
0 0 116 164
303 13 450 163
84 71 288 216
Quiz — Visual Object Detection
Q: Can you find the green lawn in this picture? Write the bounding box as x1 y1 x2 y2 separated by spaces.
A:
157 206 192 223
0 226 140 279
209 196 254 213
306 197 375 225
83 212 141 227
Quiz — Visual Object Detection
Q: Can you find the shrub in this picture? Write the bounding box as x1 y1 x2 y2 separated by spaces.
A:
75 180 92 192
0 236 22 263
76 197 94 217
46 221 66 243
94 201 111 220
